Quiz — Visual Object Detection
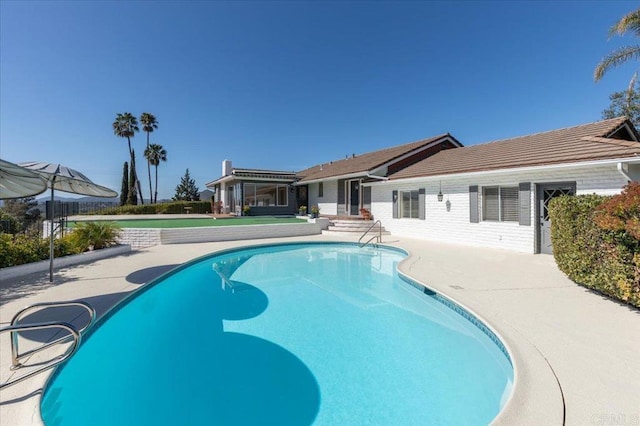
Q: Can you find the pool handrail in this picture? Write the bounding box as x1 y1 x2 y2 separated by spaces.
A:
9 301 95 369
0 321 81 390
358 220 382 248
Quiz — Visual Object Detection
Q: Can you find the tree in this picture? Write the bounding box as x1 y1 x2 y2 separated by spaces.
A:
140 113 158 204
112 112 144 204
120 161 129 206
127 150 138 205
594 9 640 83
144 143 167 203
1 197 40 232
602 80 640 127
173 168 200 201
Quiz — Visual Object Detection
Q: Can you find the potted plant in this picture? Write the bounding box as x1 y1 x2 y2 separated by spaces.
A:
310 205 320 218
360 208 372 220
243 205 251 216
298 205 307 216
214 201 223 214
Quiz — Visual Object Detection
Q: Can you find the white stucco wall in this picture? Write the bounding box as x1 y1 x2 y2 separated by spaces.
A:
308 180 339 215
370 163 630 254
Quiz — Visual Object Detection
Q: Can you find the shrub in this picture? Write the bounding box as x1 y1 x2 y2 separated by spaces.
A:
594 182 640 239
69 222 121 251
92 201 210 215
0 232 81 268
550 192 639 308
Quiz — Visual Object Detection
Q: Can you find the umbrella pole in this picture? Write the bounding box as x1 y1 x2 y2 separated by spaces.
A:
49 181 55 282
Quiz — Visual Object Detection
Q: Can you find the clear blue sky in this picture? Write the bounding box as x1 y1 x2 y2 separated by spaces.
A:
1 1 637 200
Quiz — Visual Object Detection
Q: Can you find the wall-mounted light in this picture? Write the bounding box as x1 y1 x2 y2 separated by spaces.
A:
437 180 443 202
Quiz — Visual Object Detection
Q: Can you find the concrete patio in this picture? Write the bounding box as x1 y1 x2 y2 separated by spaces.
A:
1 235 638 425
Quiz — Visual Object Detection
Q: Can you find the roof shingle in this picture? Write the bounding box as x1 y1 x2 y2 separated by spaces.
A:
389 117 640 180
297 134 455 182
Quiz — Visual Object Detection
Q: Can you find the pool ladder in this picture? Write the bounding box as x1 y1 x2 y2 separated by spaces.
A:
358 220 383 248
0 301 95 390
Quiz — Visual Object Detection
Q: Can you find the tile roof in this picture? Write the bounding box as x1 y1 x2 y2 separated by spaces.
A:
389 117 640 180
297 134 455 182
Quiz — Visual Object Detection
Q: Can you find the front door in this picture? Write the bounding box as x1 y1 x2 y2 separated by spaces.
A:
349 180 360 215
296 185 308 210
538 183 575 254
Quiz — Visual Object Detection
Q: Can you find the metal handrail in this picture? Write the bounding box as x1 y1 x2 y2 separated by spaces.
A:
10 301 95 369
212 264 236 293
358 220 382 248
0 321 80 390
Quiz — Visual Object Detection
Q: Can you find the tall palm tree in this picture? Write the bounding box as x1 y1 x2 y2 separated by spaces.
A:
594 9 640 82
140 113 158 204
112 113 140 204
144 143 167 204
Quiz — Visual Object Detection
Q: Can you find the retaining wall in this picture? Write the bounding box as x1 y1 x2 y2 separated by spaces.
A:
118 218 330 248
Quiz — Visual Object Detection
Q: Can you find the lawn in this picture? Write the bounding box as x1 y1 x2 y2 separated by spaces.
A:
67 217 307 229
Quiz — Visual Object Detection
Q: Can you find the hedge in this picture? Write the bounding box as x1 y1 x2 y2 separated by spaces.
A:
92 201 211 215
549 185 639 308
0 233 81 268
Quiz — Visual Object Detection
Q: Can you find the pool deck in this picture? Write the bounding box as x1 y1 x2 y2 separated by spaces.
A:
1 235 638 425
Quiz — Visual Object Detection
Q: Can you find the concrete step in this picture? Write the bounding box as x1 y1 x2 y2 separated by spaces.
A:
326 220 388 234
321 229 391 236
327 225 389 231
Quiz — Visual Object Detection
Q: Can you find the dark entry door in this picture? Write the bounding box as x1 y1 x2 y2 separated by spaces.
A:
538 183 575 254
296 186 308 210
349 180 360 215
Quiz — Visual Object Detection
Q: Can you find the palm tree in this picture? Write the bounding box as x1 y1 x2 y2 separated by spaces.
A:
144 143 167 204
112 113 140 204
140 113 158 204
594 9 640 82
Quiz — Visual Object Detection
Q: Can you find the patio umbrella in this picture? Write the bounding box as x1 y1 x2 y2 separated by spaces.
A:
19 162 118 282
0 159 48 200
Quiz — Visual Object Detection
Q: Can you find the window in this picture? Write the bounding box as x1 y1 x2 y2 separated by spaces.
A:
482 186 519 222
318 182 324 198
244 183 288 207
400 190 419 218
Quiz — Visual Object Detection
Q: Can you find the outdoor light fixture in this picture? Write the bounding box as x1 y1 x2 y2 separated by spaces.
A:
437 180 443 202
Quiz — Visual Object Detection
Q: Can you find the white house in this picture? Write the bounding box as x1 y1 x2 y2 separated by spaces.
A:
367 117 640 254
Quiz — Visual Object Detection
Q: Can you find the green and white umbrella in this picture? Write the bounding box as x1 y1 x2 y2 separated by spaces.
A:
0 159 48 200
20 162 118 282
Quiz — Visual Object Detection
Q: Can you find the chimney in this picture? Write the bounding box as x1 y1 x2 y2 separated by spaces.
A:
222 159 232 176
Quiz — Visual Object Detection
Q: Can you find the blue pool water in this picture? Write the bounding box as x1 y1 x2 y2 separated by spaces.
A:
41 243 513 425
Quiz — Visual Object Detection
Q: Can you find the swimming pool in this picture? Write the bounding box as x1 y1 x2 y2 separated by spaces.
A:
41 243 513 425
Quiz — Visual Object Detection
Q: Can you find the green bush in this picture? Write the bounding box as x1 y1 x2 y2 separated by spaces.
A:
0 232 81 268
68 221 120 251
550 191 639 308
92 201 210 215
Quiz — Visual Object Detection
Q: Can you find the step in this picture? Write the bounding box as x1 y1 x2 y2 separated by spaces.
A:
322 229 391 236
327 225 387 234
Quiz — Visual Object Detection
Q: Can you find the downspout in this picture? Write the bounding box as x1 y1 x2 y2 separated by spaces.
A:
617 162 635 182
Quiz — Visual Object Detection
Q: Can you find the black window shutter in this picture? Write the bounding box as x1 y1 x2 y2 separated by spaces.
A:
392 190 399 218
363 186 372 210
519 182 531 226
418 188 426 220
337 179 345 215
469 185 479 223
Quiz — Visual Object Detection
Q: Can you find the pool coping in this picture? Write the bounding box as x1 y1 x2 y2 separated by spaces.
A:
40 241 554 426
393 250 564 426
